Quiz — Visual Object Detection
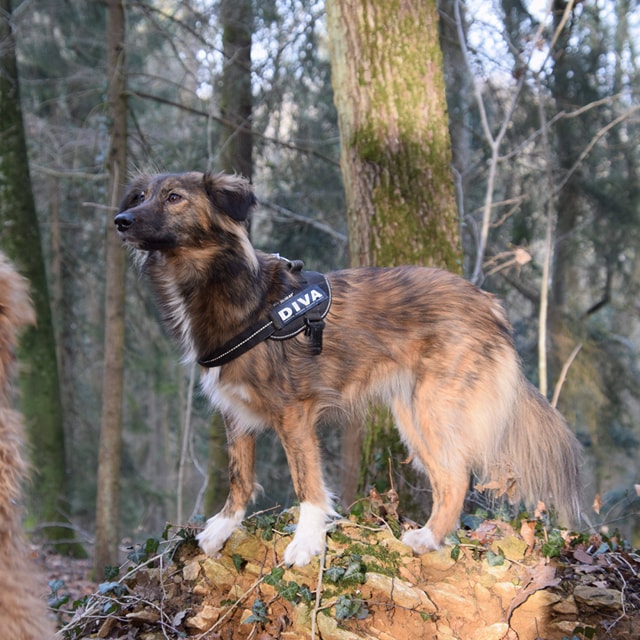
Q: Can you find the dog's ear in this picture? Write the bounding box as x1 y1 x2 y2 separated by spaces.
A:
204 172 257 222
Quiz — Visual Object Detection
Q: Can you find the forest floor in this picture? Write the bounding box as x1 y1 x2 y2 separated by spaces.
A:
45 498 640 640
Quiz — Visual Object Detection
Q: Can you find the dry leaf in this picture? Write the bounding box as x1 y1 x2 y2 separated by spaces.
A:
514 247 531 265
572 548 594 565
534 501 547 518
520 520 536 553
593 493 602 514
506 560 560 622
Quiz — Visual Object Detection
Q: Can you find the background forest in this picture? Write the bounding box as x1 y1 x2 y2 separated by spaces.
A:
1 0 639 568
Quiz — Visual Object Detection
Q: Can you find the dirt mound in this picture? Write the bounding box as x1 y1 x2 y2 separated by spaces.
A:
52 509 640 639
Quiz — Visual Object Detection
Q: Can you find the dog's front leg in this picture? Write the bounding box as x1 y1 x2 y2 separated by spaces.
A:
276 404 336 567
196 426 255 556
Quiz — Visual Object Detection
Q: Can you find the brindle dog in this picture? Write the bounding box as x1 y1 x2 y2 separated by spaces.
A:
115 171 580 566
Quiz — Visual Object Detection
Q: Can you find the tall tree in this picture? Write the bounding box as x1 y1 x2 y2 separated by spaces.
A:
94 0 128 577
0 0 83 554
218 0 253 180
326 0 460 271
326 0 461 505
203 0 254 518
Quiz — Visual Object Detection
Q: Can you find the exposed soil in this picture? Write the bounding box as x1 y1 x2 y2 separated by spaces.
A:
46 508 640 640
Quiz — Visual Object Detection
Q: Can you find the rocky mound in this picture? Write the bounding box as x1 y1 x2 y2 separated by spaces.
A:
53 507 640 639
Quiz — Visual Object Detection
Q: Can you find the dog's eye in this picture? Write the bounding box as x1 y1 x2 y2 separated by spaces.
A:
132 191 145 205
167 192 182 204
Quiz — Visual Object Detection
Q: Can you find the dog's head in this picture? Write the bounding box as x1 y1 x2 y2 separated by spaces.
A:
114 171 256 252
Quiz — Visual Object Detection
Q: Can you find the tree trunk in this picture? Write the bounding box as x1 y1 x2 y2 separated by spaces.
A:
0 0 84 555
203 0 254 520
218 0 253 180
326 0 461 507
94 0 127 578
326 0 460 271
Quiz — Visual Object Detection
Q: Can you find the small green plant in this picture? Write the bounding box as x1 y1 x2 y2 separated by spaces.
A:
563 626 596 640
263 566 313 604
541 529 566 558
244 598 269 625
48 579 70 611
127 536 160 564
325 555 366 585
334 594 369 621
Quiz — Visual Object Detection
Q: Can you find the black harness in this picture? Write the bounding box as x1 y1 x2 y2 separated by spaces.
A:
197 258 331 368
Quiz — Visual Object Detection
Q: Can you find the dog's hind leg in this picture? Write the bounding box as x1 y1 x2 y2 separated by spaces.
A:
197 425 255 556
275 402 336 566
391 396 469 554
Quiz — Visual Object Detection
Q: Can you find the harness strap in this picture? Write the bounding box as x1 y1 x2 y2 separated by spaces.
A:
197 261 331 368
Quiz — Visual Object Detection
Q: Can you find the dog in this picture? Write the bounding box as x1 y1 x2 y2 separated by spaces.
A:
0 252 54 637
115 171 581 566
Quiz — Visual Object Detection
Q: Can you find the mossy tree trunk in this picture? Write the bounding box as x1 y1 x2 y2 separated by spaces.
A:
0 0 84 555
94 0 128 578
326 0 462 507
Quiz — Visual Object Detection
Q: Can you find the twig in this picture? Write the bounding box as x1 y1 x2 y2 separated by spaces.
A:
311 533 328 640
194 560 287 639
177 362 197 524
260 200 347 244
551 343 582 408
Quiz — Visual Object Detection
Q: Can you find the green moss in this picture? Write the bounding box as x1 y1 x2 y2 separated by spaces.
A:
353 120 461 272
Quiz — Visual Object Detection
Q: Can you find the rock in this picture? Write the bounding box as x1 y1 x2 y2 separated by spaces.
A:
492 581 517 609
470 622 509 640
184 604 222 630
291 601 312 632
378 532 414 557
201 557 237 585
424 581 477 620
490 536 528 562
316 612 369 640
225 527 268 558
365 572 436 612
573 585 622 610
551 594 578 616
419 547 458 573
182 558 201 581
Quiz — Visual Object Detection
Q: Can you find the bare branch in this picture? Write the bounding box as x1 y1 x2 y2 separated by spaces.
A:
551 343 582 408
129 89 340 167
260 200 347 244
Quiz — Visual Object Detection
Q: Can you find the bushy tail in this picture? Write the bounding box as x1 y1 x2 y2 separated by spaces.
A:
0 252 54 638
502 375 581 527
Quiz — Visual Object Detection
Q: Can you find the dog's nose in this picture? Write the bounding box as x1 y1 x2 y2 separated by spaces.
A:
114 211 134 232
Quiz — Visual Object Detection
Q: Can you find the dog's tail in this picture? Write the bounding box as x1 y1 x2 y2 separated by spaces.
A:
498 375 581 526
0 252 54 638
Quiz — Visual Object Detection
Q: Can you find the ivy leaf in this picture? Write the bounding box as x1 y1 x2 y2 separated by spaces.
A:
244 598 269 625
98 581 126 597
232 554 247 573
325 566 346 583
278 581 301 603
343 560 366 584
264 566 285 586
485 550 504 566
334 595 368 620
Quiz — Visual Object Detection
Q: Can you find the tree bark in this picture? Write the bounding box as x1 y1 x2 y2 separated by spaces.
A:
218 0 253 180
0 0 84 555
94 0 128 578
326 0 460 271
326 0 461 507
203 0 254 519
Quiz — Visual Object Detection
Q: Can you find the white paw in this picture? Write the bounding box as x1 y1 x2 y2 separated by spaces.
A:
283 502 333 566
196 510 244 556
401 526 440 555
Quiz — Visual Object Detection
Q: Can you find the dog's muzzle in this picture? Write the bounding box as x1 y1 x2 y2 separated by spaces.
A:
114 211 135 233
